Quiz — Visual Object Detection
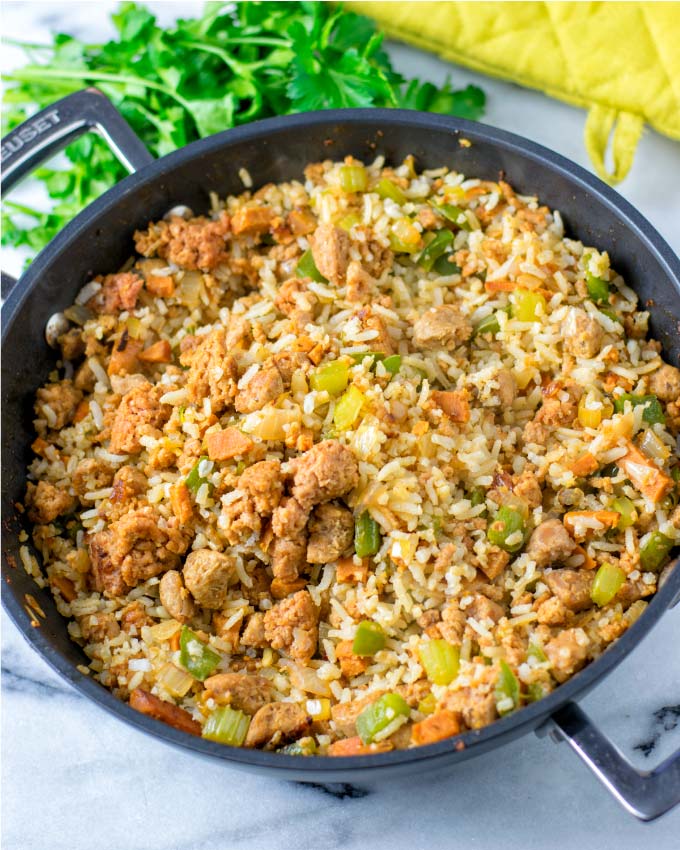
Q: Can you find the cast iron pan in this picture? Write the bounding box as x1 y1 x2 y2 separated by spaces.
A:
2 90 679 819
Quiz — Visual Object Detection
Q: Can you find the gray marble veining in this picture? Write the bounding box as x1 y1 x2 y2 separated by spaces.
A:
2 3 680 849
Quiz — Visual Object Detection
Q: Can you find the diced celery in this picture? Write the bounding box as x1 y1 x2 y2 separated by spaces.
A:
474 312 501 337
417 229 453 272
487 506 526 553
640 531 673 573
356 692 410 743
310 360 349 396
611 496 637 529
339 213 362 231
278 736 318 756
179 626 221 681
586 273 610 304
389 218 421 253
513 289 547 322
419 639 460 685
432 201 471 231
526 682 545 702
495 660 520 714
340 164 368 193
527 642 547 663
185 456 211 495
470 486 486 508
355 510 381 557
375 178 407 205
381 354 401 375
202 706 250 746
333 385 365 430
433 254 461 275
590 563 625 606
296 248 327 283
352 620 386 656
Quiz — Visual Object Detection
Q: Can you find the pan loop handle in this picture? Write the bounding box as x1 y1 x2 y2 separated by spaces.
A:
1 88 153 298
547 702 680 821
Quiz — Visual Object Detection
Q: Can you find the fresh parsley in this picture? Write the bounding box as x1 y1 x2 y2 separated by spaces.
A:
2 1 485 260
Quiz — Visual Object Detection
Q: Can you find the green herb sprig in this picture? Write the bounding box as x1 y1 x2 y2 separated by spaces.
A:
2 1 485 260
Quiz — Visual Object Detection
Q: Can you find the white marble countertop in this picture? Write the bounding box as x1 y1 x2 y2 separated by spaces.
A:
2 4 680 849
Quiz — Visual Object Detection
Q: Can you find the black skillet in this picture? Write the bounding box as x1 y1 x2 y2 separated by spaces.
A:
2 90 679 820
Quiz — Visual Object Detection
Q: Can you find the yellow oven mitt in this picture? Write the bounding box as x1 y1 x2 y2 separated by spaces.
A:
347 1 680 183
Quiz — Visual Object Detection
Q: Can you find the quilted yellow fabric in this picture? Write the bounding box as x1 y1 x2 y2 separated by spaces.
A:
347 1 680 183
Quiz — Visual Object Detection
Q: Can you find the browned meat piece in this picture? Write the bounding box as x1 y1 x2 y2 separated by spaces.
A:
225 314 252 351
336 639 368 678
430 390 470 422
134 212 230 272
288 208 317 236
234 365 284 414
331 690 385 737
79 610 120 643
523 419 548 446
183 549 236 609
221 494 261 545
35 381 82 430
289 440 359 511
72 458 113 496
396 679 432 708
87 272 144 314
271 351 310 386
263 590 318 662
109 382 171 455
412 305 472 351
244 702 311 749
238 460 283 515
534 382 581 428
416 206 441 230
271 535 307 582
183 329 239 415
649 363 680 402
89 506 188 597
496 369 517 407
480 546 510 581
26 480 76 524
442 683 497 729
355 307 394 355
272 497 309 538
111 466 147 503
345 261 377 304
120 601 152 633
536 596 570 625
274 278 318 326
616 576 655 607
204 672 273 716
129 688 201 735
544 569 593 611
58 327 85 361
466 594 505 624
563 309 604 359
241 612 268 647
306 503 354 563
159 570 196 623
512 467 542 509
417 609 441 637
231 205 274 236
545 627 589 682
526 519 577 567
357 233 393 279
309 223 350 285
74 361 96 393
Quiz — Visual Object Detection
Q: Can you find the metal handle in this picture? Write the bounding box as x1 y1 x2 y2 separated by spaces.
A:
1 87 153 193
1 88 154 298
549 702 680 821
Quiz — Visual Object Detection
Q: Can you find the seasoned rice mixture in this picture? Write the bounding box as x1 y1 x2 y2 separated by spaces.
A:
23 156 680 754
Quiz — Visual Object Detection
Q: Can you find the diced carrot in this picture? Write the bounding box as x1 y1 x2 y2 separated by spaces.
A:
563 510 621 539
205 427 254 461
139 339 172 363
328 736 393 756
288 208 317 236
618 441 673 503
411 420 429 436
108 336 143 376
31 437 49 457
307 344 325 365
572 544 596 570
73 400 90 424
50 575 77 602
139 258 175 297
292 335 316 354
231 206 274 235
431 390 470 423
170 481 193 524
129 688 201 736
336 556 369 584
170 631 181 652
569 452 599 477
270 577 307 599
411 709 461 746
484 279 516 292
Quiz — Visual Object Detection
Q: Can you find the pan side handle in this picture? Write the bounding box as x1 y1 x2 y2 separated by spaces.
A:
547 702 680 821
1 87 153 194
